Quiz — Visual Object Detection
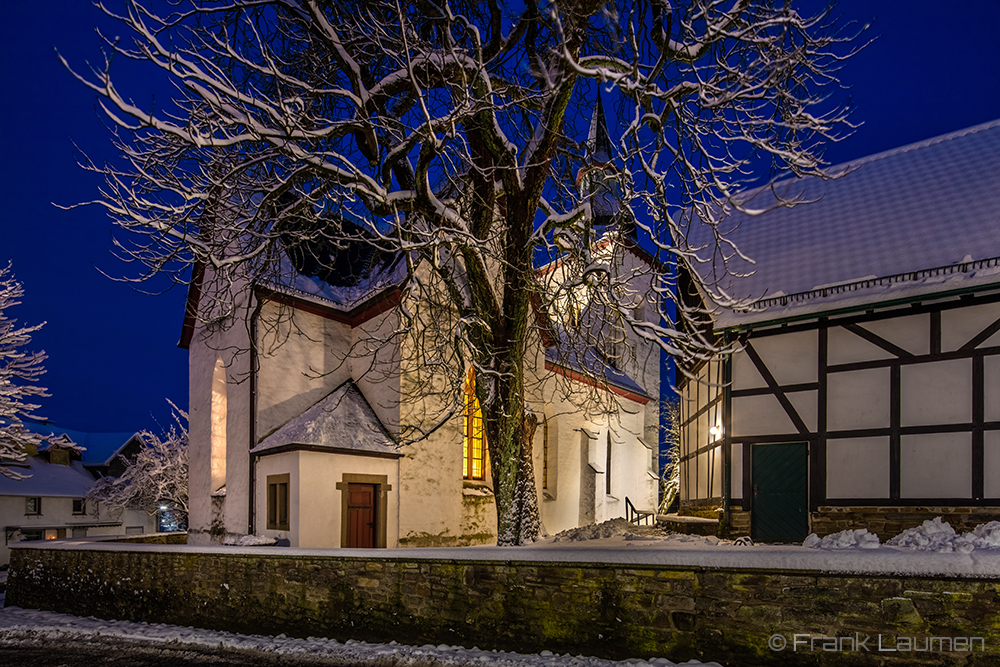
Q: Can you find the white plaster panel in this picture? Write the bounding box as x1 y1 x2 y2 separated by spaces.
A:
732 346 766 391
787 390 818 433
696 451 709 499
827 367 890 431
826 437 889 498
900 433 972 499
732 394 796 437
901 359 972 426
941 302 1000 352
827 325 895 366
730 443 743 499
749 331 817 386
985 431 1000 498
985 356 1000 422
711 445 723 498
860 314 930 356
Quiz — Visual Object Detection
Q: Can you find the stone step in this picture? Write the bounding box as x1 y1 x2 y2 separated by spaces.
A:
657 513 719 536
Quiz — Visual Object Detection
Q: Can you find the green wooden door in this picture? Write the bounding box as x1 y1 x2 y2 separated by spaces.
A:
751 443 809 543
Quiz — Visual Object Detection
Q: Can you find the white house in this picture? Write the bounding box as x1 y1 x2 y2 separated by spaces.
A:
678 119 1000 542
180 99 661 548
1 426 158 566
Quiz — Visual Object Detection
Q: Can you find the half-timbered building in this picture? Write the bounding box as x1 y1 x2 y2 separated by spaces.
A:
679 119 1000 542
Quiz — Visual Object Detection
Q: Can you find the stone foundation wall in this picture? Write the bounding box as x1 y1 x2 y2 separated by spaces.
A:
8 543 1000 666
811 507 1000 541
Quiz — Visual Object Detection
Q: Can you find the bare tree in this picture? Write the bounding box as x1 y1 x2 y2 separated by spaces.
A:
64 0 859 544
87 406 189 527
0 264 49 480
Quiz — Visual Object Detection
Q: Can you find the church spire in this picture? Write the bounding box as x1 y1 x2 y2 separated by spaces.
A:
587 92 613 164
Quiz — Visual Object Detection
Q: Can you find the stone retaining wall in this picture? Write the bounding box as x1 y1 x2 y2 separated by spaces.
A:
6 543 1000 666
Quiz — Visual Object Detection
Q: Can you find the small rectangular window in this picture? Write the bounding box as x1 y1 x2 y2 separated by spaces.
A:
73 498 86 515
20 529 43 542
25 497 41 515
72 527 88 538
267 473 290 531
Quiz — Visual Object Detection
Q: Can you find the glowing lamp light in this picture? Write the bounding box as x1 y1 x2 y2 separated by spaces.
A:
159 505 169 511
709 426 720 437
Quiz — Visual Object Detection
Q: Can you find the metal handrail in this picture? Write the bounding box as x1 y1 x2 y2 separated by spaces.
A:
625 496 654 526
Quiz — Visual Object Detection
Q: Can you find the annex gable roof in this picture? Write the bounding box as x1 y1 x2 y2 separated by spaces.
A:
0 459 96 498
251 380 400 458
684 119 1000 329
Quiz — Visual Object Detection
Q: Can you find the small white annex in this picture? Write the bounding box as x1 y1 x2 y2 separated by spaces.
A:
0 427 158 566
181 101 661 549
679 119 1000 542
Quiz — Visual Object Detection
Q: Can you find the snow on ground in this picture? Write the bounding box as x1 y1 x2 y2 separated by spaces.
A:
0 599 717 667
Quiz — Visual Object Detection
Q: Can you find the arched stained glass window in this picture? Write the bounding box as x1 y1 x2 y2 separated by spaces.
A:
463 367 486 480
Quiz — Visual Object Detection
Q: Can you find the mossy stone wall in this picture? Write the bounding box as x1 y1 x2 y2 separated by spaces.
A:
7 544 1000 666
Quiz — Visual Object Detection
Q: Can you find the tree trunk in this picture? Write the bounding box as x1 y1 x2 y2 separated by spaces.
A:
514 411 541 544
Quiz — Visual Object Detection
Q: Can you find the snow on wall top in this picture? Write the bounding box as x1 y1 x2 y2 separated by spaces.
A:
252 381 398 455
684 119 1000 328
0 459 95 498
19 421 137 466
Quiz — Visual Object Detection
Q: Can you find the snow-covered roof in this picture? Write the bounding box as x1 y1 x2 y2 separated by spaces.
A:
544 345 649 403
684 119 1000 328
20 422 138 466
265 246 407 312
252 381 400 457
0 458 95 498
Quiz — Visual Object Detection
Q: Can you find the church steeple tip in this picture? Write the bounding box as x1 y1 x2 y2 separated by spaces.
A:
588 92 613 164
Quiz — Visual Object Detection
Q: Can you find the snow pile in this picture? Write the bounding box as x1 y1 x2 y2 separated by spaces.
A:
803 518 1000 554
223 534 277 547
552 518 669 543
887 518 1000 554
803 528 879 550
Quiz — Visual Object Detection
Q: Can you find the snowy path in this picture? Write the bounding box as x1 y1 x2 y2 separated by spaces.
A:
0 591 717 667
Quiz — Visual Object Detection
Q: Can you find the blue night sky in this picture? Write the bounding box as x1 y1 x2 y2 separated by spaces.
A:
1 2 999 435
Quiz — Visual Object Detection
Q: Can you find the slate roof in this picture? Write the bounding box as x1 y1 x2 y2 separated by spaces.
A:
684 119 1000 328
19 421 138 467
0 459 96 498
252 381 399 456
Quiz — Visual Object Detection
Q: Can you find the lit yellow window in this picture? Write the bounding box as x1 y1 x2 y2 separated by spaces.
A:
464 367 486 480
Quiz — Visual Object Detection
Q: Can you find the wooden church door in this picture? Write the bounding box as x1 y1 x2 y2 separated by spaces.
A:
346 483 376 548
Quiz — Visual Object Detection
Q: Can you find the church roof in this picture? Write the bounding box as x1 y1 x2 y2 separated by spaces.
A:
251 380 400 457
683 118 1000 329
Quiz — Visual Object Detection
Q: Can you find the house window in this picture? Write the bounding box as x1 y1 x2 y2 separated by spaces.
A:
267 473 290 530
542 418 549 489
606 431 613 495
72 527 88 538
25 497 41 515
72 498 86 515
463 367 486 480
20 529 43 542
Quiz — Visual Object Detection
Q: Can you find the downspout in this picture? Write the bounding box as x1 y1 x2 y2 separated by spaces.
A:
721 330 732 534
247 293 263 535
